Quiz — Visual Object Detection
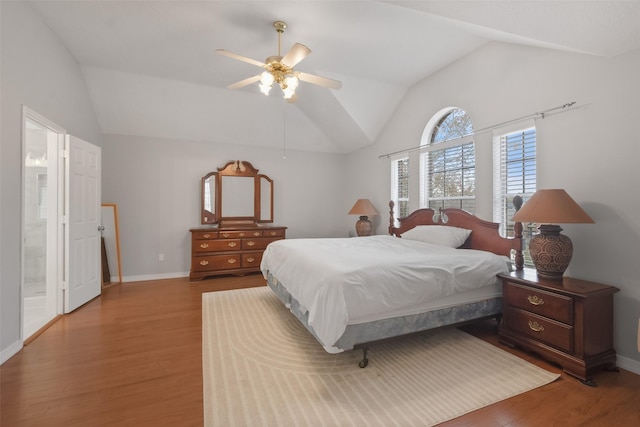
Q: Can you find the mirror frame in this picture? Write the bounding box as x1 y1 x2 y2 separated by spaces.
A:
201 172 218 224
100 203 122 285
200 160 274 226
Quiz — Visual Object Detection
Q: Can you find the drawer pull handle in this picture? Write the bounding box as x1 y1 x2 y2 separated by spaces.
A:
247 241 256 247
269 232 276 236
247 257 255 263
203 233 211 238
527 295 544 306
228 259 237 264
200 243 209 249
253 232 261 236
239 233 245 237
199 260 209 266
228 242 237 248
222 233 230 238
528 321 545 332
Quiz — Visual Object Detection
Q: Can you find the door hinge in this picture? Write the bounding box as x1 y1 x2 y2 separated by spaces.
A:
60 280 69 291
60 215 69 225
59 149 69 159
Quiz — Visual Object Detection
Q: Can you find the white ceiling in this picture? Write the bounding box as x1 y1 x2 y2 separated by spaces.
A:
27 1 640 153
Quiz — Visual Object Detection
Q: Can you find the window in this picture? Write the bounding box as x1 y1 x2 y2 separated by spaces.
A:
421 108 475 212
494 126 537 266
391 157 410 218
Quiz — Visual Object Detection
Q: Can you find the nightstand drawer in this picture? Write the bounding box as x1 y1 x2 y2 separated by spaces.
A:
504 307 573 353
504 282 573 324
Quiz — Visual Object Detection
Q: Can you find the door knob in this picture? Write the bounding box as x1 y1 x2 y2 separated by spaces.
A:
98 225 105 231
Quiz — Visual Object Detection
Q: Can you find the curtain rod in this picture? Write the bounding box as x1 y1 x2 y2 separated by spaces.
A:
378 101 577 159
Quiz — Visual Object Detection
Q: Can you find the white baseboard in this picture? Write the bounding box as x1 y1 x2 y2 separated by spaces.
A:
617 354 640 375
1 340 23 365
121 271 188 283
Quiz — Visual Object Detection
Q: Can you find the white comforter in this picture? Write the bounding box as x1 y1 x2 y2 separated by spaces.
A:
260 235 510 351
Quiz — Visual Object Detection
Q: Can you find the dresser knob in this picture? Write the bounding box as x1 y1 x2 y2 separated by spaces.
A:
247 257 255 263
199 260 209 266
527 295 544 306
228 242 237 248
203 233 211 238
528 321 545 332
200 243 209 249
228 259 237 264
222 233 230 238
247 241 256 247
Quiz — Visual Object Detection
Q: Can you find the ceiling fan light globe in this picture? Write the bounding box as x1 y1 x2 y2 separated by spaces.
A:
260 71 274 86
284 75 299 90
282 87 296 99
259 82 272 95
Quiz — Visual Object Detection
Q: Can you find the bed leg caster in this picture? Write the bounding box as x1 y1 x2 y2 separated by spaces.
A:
358 348 369 368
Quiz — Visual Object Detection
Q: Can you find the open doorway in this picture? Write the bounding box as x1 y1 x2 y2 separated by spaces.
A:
22 107 103 342
22 111 63 339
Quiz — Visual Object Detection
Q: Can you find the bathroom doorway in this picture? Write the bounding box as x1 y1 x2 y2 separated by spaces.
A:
22 112 63 339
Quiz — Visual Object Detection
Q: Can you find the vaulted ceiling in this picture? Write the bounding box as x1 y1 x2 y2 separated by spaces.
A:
27 1 640 153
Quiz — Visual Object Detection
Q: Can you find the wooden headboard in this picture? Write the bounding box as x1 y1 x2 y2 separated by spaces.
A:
388 201 524 270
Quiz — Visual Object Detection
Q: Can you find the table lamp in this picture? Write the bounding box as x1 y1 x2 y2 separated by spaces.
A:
348 199 379 236
511 189 594 280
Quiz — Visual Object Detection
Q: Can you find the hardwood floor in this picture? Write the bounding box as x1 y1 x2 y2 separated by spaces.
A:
1 275 639 427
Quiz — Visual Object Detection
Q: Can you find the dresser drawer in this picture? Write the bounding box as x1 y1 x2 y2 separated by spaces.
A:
263 229 285 238
192 254 241 271
192 239 242 253
192 230 218 240
219 230 263 239
504 282 573 324
504 307 573 353
241 237 282 250
242 252 262 268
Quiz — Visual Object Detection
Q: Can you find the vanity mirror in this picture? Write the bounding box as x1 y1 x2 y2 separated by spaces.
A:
200 160 274 226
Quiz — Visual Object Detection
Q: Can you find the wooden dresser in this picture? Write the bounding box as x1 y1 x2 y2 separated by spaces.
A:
189 226 286 280
498 269 619 386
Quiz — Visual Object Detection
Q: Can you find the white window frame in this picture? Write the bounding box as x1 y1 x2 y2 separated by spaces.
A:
420 108 476 213
390 155 410 220
493 120 536 266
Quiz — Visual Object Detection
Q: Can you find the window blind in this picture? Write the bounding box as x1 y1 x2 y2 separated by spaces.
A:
391 157 410 219
493 126 536 266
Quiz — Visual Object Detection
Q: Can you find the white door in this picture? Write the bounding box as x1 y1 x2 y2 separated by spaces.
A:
64 135 102 313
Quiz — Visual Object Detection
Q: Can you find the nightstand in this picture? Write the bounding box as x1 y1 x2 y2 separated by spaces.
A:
498 269 619 386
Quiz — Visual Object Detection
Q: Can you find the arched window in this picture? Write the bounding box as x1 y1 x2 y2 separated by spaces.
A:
421 108 475 212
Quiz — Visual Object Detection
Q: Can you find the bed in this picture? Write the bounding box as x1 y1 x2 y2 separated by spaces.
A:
261 201 523 367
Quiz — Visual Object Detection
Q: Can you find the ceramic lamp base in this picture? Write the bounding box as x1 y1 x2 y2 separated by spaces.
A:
529 224 573 280
355 216 372 236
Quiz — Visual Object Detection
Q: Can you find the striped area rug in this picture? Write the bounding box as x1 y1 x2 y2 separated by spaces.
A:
202 286 559 426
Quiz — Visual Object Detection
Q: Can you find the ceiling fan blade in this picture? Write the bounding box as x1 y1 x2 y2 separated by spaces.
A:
298 72 342 90
227 75 261 90
281 43 311 68
216 49 266 68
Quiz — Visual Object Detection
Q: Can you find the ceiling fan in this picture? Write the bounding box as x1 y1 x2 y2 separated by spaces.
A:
216 21 342 100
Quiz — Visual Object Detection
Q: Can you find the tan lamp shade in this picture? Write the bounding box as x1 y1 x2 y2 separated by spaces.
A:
511 189 594 224
349 199 379 236
511 189 594 280
348 199 379 217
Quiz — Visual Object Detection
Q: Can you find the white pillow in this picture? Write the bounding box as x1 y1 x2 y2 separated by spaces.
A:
401 225 471 248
